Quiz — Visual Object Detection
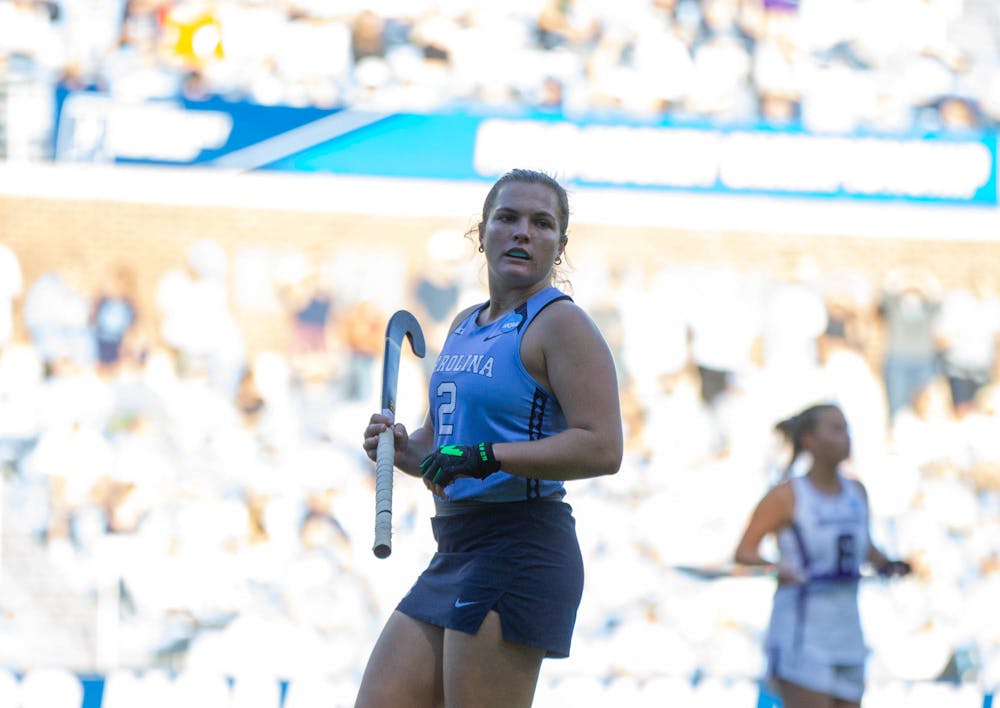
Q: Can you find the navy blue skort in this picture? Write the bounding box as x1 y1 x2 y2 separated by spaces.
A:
396 499 584 658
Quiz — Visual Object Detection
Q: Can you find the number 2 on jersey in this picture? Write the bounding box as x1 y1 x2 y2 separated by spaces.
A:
435 381 457 436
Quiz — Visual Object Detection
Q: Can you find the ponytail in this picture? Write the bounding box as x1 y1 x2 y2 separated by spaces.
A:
775 403 840 481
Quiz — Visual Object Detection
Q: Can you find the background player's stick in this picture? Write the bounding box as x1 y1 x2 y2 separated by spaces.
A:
673 563 777 580
373 310 425 559
673 563 906 582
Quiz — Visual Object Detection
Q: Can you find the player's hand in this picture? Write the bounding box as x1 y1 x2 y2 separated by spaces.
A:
419 443 501 488
775 563 808 585
878 559 912 578
363 414 408 463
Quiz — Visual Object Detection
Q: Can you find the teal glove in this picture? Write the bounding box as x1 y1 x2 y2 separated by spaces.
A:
419 443 501 487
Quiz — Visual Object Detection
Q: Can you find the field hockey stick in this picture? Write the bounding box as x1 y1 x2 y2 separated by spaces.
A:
672 563 780 580
673 562 910 582
373 310 425 559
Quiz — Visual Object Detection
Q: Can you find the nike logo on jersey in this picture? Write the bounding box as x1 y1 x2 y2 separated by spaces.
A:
454 599 479 608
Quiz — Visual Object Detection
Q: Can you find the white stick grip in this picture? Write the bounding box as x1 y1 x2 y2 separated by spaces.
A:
373 427 395 558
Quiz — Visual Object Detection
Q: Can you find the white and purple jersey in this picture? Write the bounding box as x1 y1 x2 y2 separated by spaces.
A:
429 287 571 504
767 474 871 664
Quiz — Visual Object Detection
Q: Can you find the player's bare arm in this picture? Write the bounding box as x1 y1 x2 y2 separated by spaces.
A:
492 300 623 481
854 479 912 576
734 482 795 566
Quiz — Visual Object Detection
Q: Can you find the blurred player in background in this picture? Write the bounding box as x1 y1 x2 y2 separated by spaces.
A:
733 403 911 708
359 168 623 707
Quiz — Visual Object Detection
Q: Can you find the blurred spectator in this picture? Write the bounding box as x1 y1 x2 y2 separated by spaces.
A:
535 75 565 110
104 413 175 533
619 263 690 394
878 265 943 422
821 273 882 368
101 13 184 102
0 340 44 475
758 90 800 125
535 0 601 52
277 266 337 383
630 20 697 114
22 265 95 372
92 263 139 378
234 366 264 427
817 315 888 463
687 29 755 119
686 265 762 409
929 95 984 132
891 377 964 476
337 299 383 402
0 242 23 350
155 239 245 397
641 364 715 469
964 384 1000 498
582 263 627 385
351 9 386 62
0 0 64 78
935 269 1000 418
751 3 805 118
760 253 827 375
22 415 114 548
412 229 463 380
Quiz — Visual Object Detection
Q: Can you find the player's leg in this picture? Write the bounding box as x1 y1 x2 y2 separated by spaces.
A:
832 699 860 708
355 611 445 708
777 678 837 708
829 663 864 708
442 610 545 708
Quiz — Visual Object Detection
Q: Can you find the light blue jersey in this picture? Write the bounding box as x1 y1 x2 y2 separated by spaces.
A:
429 287 571 504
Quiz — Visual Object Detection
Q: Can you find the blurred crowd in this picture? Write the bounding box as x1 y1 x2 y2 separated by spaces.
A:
0 0 998 137
0 230 998 701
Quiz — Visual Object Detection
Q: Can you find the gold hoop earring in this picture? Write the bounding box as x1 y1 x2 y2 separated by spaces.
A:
554 256 562 265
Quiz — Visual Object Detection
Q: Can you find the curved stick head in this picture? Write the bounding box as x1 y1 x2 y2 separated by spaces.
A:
381 310 426 417
386 310 426 360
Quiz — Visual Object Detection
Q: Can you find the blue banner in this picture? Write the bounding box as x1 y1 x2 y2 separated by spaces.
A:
52 89 998 206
